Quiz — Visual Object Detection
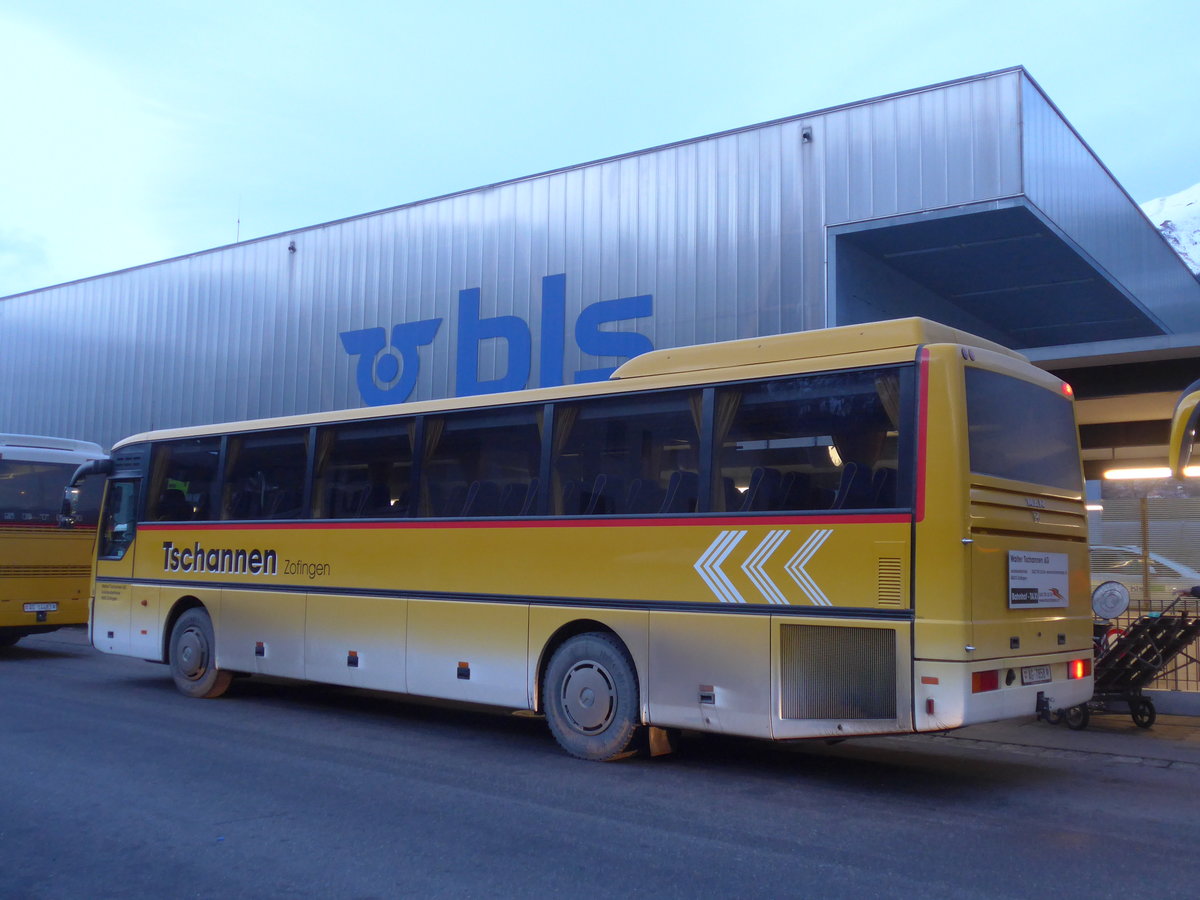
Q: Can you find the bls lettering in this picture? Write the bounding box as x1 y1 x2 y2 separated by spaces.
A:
339 274 653 406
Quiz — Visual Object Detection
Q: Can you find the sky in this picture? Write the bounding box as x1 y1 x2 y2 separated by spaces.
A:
1 0 1198 298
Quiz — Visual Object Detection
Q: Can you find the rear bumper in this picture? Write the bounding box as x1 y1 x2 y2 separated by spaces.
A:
913 655 1093 731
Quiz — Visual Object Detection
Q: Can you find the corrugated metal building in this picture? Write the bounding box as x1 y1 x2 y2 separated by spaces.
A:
3 66 1199 459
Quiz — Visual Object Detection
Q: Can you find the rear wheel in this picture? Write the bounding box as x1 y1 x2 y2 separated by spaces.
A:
0 631 21 649
1130 698 1156 729
543 632 640 761
1065 703 1090 730
169 608 232 699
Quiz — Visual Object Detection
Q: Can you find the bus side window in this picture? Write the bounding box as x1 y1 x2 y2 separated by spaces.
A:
222 429 309 521
99 480 139 560
418 407 541 518
313 419 414 518
145 437 221 522
549 390 701 516
715 368 907 513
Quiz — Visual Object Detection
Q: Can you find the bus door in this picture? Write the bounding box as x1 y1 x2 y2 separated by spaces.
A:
93 478 141 655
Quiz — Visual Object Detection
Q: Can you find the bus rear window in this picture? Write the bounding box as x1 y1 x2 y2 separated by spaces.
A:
965 368 1082 493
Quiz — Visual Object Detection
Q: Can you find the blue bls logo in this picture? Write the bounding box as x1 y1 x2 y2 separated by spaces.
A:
340 274 654 406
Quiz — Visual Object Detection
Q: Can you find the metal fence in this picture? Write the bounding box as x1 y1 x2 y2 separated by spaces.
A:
1090 496 1200 692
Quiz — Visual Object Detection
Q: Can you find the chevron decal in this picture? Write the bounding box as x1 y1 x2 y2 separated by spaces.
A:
784 529 834 606
693 530 747 603
693 528 834 605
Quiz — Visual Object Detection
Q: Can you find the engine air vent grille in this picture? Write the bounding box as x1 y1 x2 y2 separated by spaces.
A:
780 624 897 720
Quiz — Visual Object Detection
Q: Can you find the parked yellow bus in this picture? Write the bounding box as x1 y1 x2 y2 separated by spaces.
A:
1 434 106 648
73 318 1094 758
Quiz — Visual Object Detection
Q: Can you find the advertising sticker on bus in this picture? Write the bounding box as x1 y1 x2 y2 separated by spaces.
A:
1008 551 1069 608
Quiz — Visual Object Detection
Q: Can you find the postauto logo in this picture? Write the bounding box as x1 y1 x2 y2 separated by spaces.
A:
339 274 653 406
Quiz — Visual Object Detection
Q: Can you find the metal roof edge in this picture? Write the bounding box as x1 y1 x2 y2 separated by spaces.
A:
1026 332 1200 368
1017 70 1199 287
2 68 1028 303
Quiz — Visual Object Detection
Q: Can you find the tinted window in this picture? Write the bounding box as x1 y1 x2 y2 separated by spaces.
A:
715 368 911 512
965 368 1082 492
551 391 701 516
419 407 542 517
0 461 100 525
314 419 414 518
223 429 309 520
146 438 221 521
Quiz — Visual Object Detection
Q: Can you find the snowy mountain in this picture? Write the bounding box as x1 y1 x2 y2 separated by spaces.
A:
1141 182 1200 276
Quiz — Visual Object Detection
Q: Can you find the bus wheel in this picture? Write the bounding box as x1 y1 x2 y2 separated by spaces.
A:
0 632 21 649
1130 698 1156 729
1065 704 1089 730
543 632 639 761
169 608 232 699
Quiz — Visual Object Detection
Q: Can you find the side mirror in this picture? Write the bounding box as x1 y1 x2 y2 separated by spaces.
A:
58 457 114 528
59 486 81 528
1169 378 1200 478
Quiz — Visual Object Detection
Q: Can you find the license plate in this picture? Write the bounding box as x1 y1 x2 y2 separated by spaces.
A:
1021 664 1051 685
23 602 58 612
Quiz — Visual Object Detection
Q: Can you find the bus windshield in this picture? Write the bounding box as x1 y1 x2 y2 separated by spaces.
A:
964 367 1082 493
0 460 103 526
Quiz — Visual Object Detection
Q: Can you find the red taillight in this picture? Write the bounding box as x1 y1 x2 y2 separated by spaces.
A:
1062 382 1074 397
972 670 1000 693
1069 658 1091 679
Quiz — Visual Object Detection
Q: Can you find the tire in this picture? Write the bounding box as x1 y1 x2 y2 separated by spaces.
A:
1043 709 1064 725
1130 698 1156 729
168 608 232 699
0 632 21 649
1065 704 1090 730
543 632 640 761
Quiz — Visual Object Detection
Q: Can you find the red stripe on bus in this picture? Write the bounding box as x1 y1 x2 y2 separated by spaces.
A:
139 513 913 532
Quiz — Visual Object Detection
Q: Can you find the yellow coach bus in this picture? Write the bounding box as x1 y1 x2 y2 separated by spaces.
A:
71 318 1095 759
1 434 106 648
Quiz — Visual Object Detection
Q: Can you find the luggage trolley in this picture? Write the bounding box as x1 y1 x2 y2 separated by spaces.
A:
1058 583 1200 730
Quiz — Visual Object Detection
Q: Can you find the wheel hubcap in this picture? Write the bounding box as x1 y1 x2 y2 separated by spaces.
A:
560 660 616 734
176 627 208 681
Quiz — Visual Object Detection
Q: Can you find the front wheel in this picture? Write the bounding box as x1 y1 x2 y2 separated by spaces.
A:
1130 698 1156 729
1065 703 1090 730
543 632 640 761
169 608 232 699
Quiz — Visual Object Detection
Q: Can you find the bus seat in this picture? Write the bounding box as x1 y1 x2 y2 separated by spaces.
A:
872 467 897 508
438 483 468 517
778 471 812 511
360 483 392 516
660 471 698 513
625 478 666 514
499 482 528 517
740 467 781 511
462 480 501 517
722 477 740 512
832 462 873 509
560 480 583 515
157 489 192 521
584 474 623 515
520 477 540 516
